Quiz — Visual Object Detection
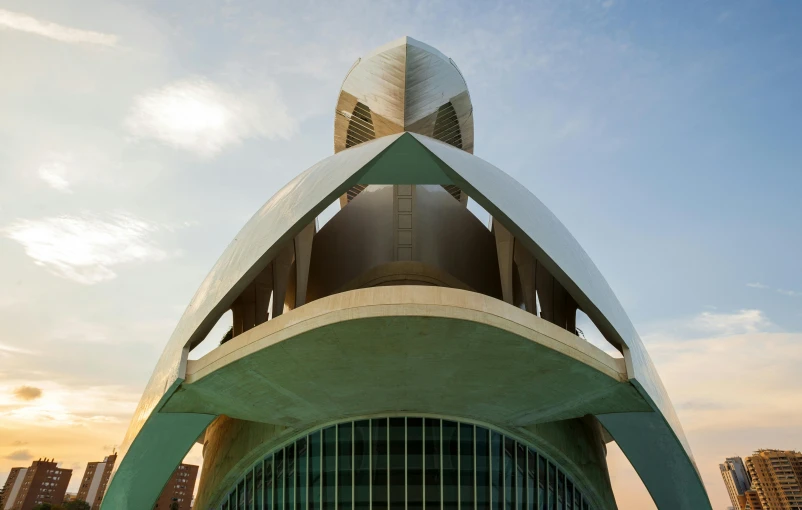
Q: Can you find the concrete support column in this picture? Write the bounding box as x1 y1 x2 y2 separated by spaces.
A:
493 218 515 304
271 242 295 319
293 222 315 308
513 241 538 315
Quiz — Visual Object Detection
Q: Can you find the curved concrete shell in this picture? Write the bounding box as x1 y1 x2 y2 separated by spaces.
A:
104 38 711 510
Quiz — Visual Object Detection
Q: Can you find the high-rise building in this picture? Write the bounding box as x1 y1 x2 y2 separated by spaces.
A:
76 454 117 510
721 457 752 510
153 463 198 510
745 449 802 510
2 459 71 510
102 36 712 510
1 468 27 510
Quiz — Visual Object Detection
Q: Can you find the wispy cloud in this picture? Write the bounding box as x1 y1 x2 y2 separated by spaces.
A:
0 342 34 356
5 449 33 461
0 9 117 47
2 213 168 284
124 77 297 157
746 282 801 297
693 309 769 336
37 160 71 193
746 282 768 289
13 386 42 402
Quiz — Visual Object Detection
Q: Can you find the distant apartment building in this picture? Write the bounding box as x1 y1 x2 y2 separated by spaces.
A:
1 468 27 510
721 457 752 510
745 449 802 510
76 454 117 510
153 463 198 510
1 459 71 510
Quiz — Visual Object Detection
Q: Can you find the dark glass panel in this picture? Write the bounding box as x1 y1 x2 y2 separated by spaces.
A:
491 432 502 510
247 469 254 509
310 432 321 510
459 424 474 510
476 427 490 510
276 450 285 510
443 421 459 510
298 437 308 510
223 501 230 510
565 480 573 510
354 420 371 510
407 418 423 510
256 460 264 510
239 479 246 510
230 491 236 510
338 422 353 510
372 419 388 510
504 438 514 510
547 463 555 510
287 444 296 510
323 427 336 510
516 444 525 510
389 418 406 510
538 456 546 510
425 418 441 510
526 451 535 510
557 471 564 510
266 456 274 510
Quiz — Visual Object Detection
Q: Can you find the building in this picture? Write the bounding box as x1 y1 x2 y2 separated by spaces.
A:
102 37 712 510
721 457 752 510
1 468 26 510
745 449 802 510
153 464 198 510
3 459 71 510
76 454 117 510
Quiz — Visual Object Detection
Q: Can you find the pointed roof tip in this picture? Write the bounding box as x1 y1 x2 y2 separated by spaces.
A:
364 36 450 61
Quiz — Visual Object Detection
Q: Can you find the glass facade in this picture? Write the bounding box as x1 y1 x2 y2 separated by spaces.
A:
217 418 599 510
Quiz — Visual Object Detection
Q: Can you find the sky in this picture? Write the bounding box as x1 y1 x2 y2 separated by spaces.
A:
0 0 801 508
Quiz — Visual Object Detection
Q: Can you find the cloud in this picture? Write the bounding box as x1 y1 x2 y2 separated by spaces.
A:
37 160 71 193
5 449 33 461
0 342 34 356
3 213 168 284
124 77 297 157
0 9 117 47
746 282 768 289
691 309 769 336
777 288 802 297
13 386 42 401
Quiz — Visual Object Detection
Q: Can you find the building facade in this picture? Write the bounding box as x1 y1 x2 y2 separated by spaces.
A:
721 457 752 510
153 464 199 510
3 459 71 510
76 454 117 510
745 450 802 510
102 37 712 510
1 468 26 510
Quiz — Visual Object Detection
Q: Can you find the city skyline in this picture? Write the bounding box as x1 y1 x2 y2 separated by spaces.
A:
1 1 802 509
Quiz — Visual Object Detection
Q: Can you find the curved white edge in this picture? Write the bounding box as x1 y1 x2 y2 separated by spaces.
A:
114 131 710 509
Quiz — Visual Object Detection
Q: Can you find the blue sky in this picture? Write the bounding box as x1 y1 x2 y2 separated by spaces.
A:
0 1 800 508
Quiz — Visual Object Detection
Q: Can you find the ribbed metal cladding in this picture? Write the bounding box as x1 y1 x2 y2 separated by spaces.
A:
218 417 599 510
432 103 463 150
345 103 377 149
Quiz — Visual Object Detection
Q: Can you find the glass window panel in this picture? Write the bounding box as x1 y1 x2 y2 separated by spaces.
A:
354 420 371 510
557 471 564 510
230 491 237 510
504 438 514 510
515 444 525 510
407 418 423 510
565 480 573 510
288 444 296 510
389 418 406 510
372 419 388 510
547 463 555 510
266 456 274 510
239 479 246 510
538 456 546 510
581 498 588 510
323 426 336 510
247 469 254 509
443 421 459 510
276 450 285 510
338 422 353 510
425 418 441 510
476 427 490 510
256 460 264 510
459 423 474 510
224 501 230 510
298 437 308 510
574 491 581 510
491 432 502 510
526 451 535 510
310 432 321 510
